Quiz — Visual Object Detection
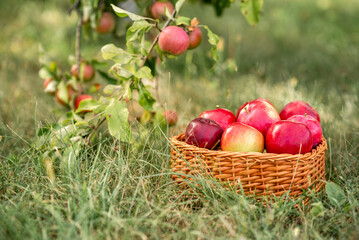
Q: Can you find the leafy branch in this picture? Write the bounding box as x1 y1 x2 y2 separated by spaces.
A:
85 8 178 145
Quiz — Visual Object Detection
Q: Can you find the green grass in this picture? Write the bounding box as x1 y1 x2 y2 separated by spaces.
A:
1 0 359 239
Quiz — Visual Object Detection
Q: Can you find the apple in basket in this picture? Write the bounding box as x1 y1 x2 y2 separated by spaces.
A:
280 100 320 122
199 108 236 130
287 114 323 147
236 98 281 137
266 120 313 154
221 122 264 153
185 118 223 149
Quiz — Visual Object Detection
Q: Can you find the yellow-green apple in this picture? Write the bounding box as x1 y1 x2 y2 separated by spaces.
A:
71 63 95 81
221 122 264 152
188 27 202 49
199 108 236 130
280 100 320 122
164 110 178 126
96 12 115 34
74 94 93 112
159 26 189 56
150 1 174 19
266 120 313 154
287 114 323 147
236 98 280 137
185 118 223 149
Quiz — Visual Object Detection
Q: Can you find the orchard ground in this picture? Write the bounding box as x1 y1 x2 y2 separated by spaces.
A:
1 0 359 239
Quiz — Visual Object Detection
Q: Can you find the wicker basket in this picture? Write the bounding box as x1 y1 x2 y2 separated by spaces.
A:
170 133 327 200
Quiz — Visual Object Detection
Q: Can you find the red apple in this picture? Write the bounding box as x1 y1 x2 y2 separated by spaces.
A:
74 94 93 111
96 12 115 34
199 108 236 130
188 27 202 49
266 120 313 154
43 78 56 95
280 100 320 122
150 1 174 19
221 122 264 153
159 26 189 56
164 110 178 126
287 114 323 147
185 118 223 149
236 98 281 137
71 63 95 81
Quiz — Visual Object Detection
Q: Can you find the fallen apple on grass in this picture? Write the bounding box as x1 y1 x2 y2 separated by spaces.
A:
185 118 223 149
280 100 320 122
266 120 313 154
159 26 189 56
199 108 236 130
221 122 264 153
236 98 280 137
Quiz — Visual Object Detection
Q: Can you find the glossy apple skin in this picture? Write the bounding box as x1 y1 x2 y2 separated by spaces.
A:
159 26 189 56
188 27 202 49
96 12 115 34
71 63 95 81
236 98 280 137
164 110 178 126
280 100 320 122
266 121 313 154
185 118 223 149
199 108 236 130
221 122 264 153
287 114 323 147
150 1 174 19
74 94 93 111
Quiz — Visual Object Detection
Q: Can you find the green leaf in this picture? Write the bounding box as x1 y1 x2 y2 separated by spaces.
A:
127 20 153 42
175 0 186 13
240 0 263 26
138 83 156 111
75 99 102 113
203 25 220 62
310 202 326 217
105 100 131 142
97 70 118 84
135 66 153 80
111 4 147 21
39 67 53 79
326 182 347 208
111 64 134 81
101 44 135 65
57 81 69 105
176 16 191 26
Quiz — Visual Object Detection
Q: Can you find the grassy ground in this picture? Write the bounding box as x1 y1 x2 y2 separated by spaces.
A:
1 0 359 239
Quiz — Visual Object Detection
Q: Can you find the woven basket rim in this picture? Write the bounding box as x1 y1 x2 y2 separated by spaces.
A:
170 133 327 160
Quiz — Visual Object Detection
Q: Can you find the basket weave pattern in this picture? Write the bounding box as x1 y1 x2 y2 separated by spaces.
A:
170 134 327 198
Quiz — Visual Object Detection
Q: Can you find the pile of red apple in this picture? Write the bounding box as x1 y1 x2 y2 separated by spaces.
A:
185 99 323 155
